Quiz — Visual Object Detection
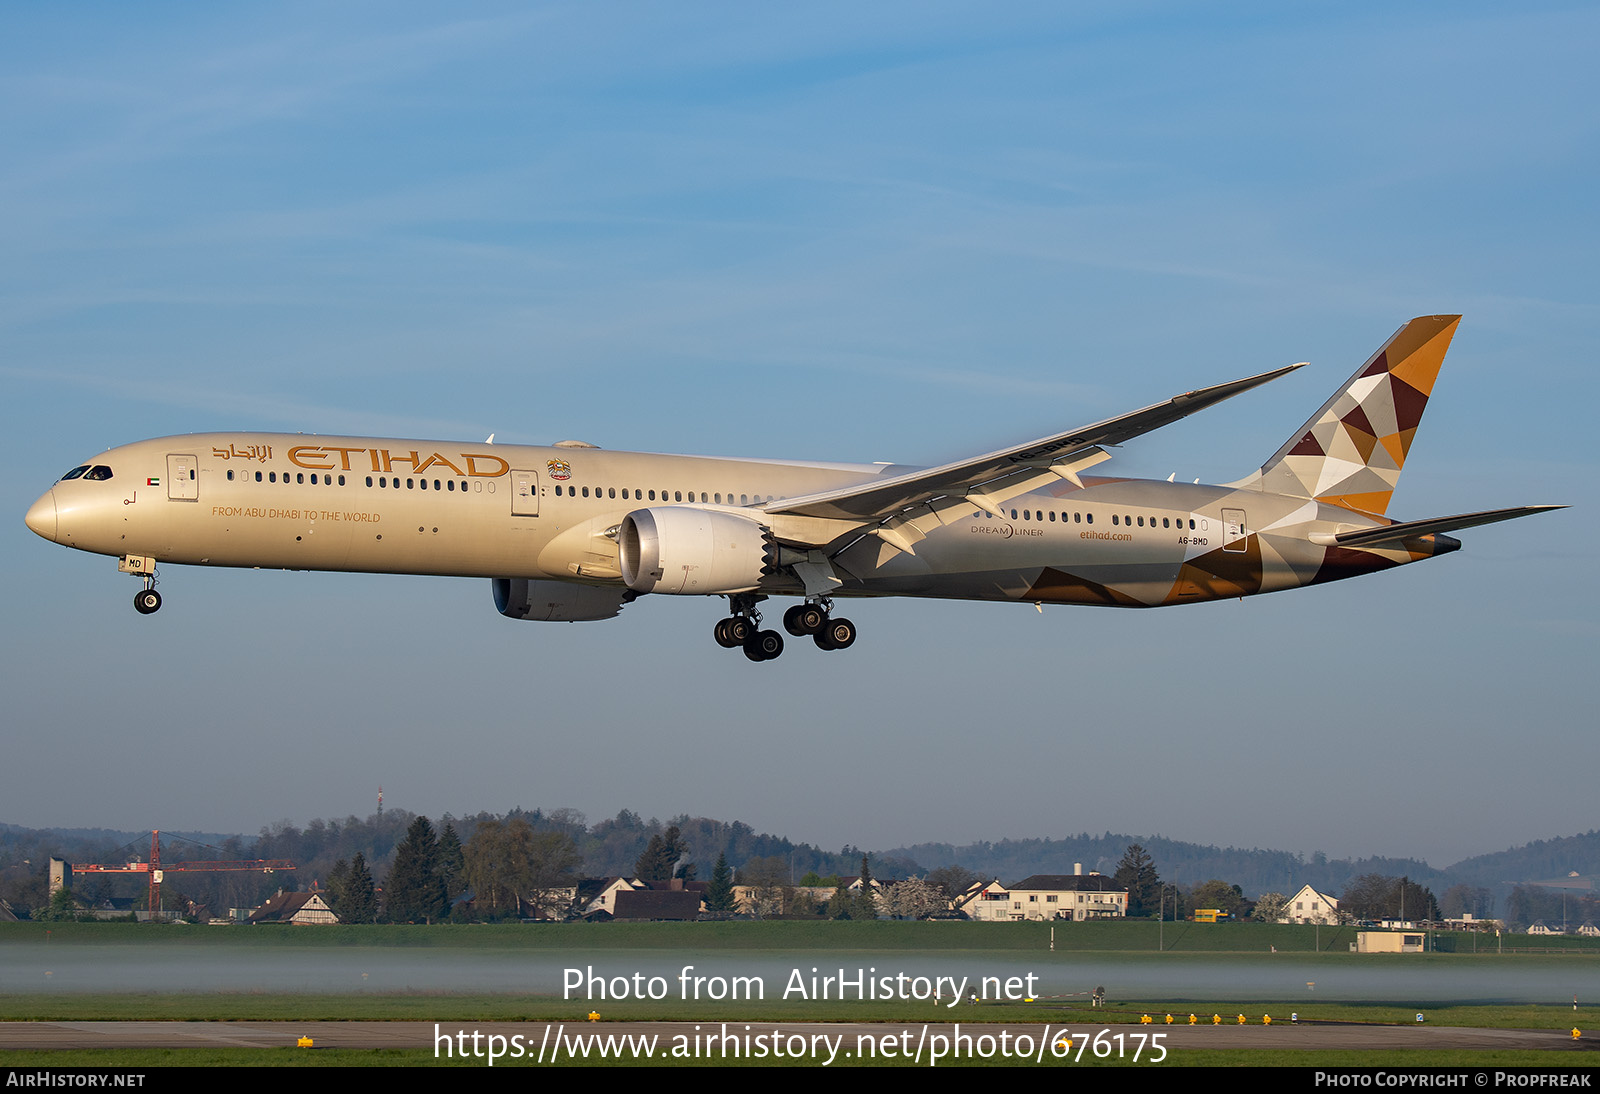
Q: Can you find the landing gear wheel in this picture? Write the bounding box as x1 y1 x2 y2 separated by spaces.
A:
714 618 741 648
814 617 856 650
727 617 753 645
133 589 162 615
783 604 825 636
743 629 784 662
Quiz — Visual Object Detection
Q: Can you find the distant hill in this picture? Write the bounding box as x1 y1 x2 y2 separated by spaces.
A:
879 832 1442 900
1442 830 1600 889
4 814 1595 919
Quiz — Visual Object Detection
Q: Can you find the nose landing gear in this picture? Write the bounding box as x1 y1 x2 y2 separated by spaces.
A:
121 556 162 615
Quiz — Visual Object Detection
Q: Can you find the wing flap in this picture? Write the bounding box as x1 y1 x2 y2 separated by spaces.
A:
768 364 1303 522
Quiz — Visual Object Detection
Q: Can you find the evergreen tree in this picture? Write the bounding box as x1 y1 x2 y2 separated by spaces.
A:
826 883 854 920
634 834 665 880
855 854 877 919
36 887 79 922
385 815 448 923
634 825 690 881
325 859 351 919
437 822 465 902
1113 844 1163 917
705 852 736 913
341 852 378 923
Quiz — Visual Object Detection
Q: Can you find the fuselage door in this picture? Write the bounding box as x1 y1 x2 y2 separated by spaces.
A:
1222 507 1248 552
166 454 198 501
511 469 540 516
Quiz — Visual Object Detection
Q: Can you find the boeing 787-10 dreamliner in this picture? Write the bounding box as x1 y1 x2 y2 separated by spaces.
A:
25 316 1562 661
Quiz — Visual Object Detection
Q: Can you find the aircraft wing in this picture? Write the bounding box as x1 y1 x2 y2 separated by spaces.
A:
767 364 1304 524
1329 505 1567 549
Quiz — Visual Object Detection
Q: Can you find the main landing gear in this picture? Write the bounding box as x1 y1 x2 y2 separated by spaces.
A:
713 594 856 662
124 557 162 614
713 594 783 662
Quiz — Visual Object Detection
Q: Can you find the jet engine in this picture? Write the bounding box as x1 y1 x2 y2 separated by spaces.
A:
492 577 627 621
618 506 777 595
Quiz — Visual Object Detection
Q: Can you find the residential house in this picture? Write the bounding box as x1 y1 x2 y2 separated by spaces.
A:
1281 884 1339 925
248 891 338 925
957 873 1127 922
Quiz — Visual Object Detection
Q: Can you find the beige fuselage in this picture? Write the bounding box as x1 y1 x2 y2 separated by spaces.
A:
27 431 1444 612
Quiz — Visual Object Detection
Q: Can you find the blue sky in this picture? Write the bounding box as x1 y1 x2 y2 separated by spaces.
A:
3 2 1594 870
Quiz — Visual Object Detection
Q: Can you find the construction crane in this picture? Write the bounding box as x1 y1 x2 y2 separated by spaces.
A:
58 830 296 918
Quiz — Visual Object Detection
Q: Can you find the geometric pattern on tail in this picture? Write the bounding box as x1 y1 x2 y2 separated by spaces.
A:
1251 315 1459 516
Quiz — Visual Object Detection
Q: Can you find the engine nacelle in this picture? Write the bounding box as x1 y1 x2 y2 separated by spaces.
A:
618 506 775 595
492 577 627 621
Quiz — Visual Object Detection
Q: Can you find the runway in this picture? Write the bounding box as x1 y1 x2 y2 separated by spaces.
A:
1 1019 1591 1057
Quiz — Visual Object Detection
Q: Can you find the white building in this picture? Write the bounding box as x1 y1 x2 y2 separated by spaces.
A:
1281 884 1339 925
958 871 1127 922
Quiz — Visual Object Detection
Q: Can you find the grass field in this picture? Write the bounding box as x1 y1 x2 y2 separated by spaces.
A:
3 920 1596 1066
9 917 1600 953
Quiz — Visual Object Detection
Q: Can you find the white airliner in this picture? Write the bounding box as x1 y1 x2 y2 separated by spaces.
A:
25 316 1560 661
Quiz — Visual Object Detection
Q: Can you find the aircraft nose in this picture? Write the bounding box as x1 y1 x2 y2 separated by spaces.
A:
25 490 57 542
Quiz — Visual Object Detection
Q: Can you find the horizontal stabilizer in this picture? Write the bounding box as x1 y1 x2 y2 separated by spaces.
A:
1331 505 1566 548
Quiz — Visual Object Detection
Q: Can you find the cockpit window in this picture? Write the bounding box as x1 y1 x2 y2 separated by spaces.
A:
84 465 114 481
59 466 90 481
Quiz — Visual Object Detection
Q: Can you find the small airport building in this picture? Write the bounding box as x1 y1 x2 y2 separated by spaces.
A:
1354 931 1426 953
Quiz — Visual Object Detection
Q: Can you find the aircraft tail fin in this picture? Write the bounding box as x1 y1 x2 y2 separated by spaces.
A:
1240 315 1460 515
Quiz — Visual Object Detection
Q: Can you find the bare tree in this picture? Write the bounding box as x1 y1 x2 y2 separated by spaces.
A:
741 855 789 917
525 831 583 919
464 818 535 917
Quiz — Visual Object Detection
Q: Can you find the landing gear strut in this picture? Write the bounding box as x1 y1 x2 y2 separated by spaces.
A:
795 597 855 650
713 593 785 662
716 595 857 661
124 558 162 615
